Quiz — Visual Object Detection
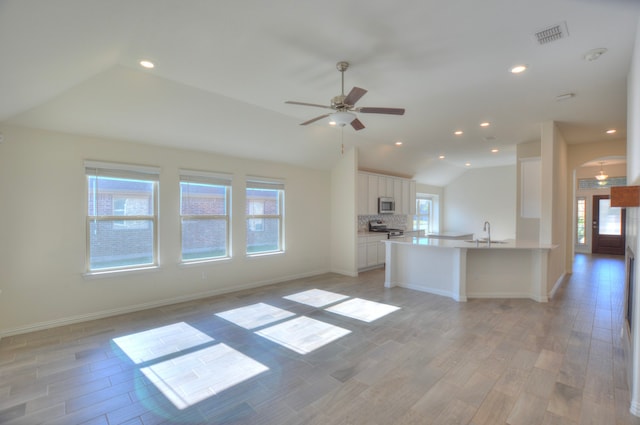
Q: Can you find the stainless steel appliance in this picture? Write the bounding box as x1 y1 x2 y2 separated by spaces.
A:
378 197 395 214
368 220 404 238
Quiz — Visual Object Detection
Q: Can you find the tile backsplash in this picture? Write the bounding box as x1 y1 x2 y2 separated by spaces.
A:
358 215 409 232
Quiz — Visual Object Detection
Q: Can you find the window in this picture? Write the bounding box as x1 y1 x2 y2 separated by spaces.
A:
86 161 159 272
576 197 586 245
180 170 232 262
578 176 626 190
414 194 436 233
246 177 284 255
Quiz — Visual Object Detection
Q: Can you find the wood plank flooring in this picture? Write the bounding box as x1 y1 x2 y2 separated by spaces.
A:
1 253 639 424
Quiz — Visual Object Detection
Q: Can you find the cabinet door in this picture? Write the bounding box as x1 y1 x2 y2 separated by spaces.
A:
394 179 403 213
399 180 417 216
378 176 387 197
377 241 386 265
366 242 379 266
400 179 409 215
358 173 369 215
358 243 367 269
368 175 378 214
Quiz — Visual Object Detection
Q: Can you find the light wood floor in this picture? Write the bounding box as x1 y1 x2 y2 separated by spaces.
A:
1 254 639 424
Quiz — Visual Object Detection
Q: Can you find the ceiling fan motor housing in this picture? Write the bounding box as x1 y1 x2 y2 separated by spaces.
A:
332 95 347 109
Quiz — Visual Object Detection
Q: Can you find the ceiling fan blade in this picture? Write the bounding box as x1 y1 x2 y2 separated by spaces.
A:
285 101 332 109
343 87 367 106
351 118 365 131
300 114 330 125
357 107 405 115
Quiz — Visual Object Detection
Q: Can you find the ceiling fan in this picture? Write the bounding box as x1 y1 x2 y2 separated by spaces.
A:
285 61 405 131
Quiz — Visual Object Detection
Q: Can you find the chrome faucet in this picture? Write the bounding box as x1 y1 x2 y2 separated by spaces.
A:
483 221 491 244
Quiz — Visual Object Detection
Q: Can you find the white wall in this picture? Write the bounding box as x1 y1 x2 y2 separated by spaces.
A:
629 17 640 186
443 165 517 240
0 125 332 336
626 16 640 417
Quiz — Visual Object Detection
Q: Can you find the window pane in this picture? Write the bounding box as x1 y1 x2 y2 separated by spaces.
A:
89 220 154 270
182 218 227 260
180 182 227 215
576 198 586 244
599 199 622 236
246 189 279 214
247 218 280 253
88 176 154 216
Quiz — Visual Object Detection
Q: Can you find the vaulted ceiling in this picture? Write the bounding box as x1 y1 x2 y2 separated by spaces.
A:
1 0 638 185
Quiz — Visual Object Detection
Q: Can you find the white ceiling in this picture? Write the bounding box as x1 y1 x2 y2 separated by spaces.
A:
1 0 638 186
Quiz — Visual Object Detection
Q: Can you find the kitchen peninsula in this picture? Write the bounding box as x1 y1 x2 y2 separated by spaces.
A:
383 237 557 302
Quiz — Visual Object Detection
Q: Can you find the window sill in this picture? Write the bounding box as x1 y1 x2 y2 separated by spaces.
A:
83 265 159 280
246 251 285 259
179 257 232 267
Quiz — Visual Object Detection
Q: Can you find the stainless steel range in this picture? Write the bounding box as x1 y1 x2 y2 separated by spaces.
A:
368 220 404 238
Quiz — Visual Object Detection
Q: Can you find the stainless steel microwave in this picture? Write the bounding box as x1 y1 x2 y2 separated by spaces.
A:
378 197 395 214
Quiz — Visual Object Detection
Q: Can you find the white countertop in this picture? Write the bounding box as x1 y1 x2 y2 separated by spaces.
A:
426 232 474 238
383 236 557 250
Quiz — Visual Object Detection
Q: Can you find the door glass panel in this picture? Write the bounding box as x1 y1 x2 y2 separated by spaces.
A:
598 199 621 235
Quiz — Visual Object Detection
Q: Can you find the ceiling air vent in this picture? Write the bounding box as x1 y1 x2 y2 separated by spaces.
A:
535 21 569 45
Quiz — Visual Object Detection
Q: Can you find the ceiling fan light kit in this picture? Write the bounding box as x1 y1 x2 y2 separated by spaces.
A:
285 61 405 131
329 111 356 127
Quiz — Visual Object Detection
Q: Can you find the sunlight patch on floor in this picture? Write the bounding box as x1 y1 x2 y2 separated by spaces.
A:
326 298 400 322
215 302 295 329
256 316 351 354
113 322 214 364
140 343 269 410
283 288 349 307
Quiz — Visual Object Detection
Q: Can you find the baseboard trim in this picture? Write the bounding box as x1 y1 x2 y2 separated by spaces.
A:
0 269 331 339
466 291 547 302
548 272 569 300
399 283 458 301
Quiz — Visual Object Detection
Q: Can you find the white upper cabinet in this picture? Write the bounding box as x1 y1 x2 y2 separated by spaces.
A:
358 171 416 215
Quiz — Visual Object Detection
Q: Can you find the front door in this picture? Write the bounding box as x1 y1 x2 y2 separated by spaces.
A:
592 195 625 255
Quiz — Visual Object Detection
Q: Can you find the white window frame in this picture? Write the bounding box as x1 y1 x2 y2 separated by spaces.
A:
85 161 160 274
245 177 285 256
179 170 232 263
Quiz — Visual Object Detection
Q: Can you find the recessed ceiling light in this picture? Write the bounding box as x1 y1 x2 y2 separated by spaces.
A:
454 130 463 136
510 65 528 74
140 60 155 69
439 155 445 159
606 129 616 134
491 149 499 153
480 122 490 128
395 141 403 146
465 162 471 167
